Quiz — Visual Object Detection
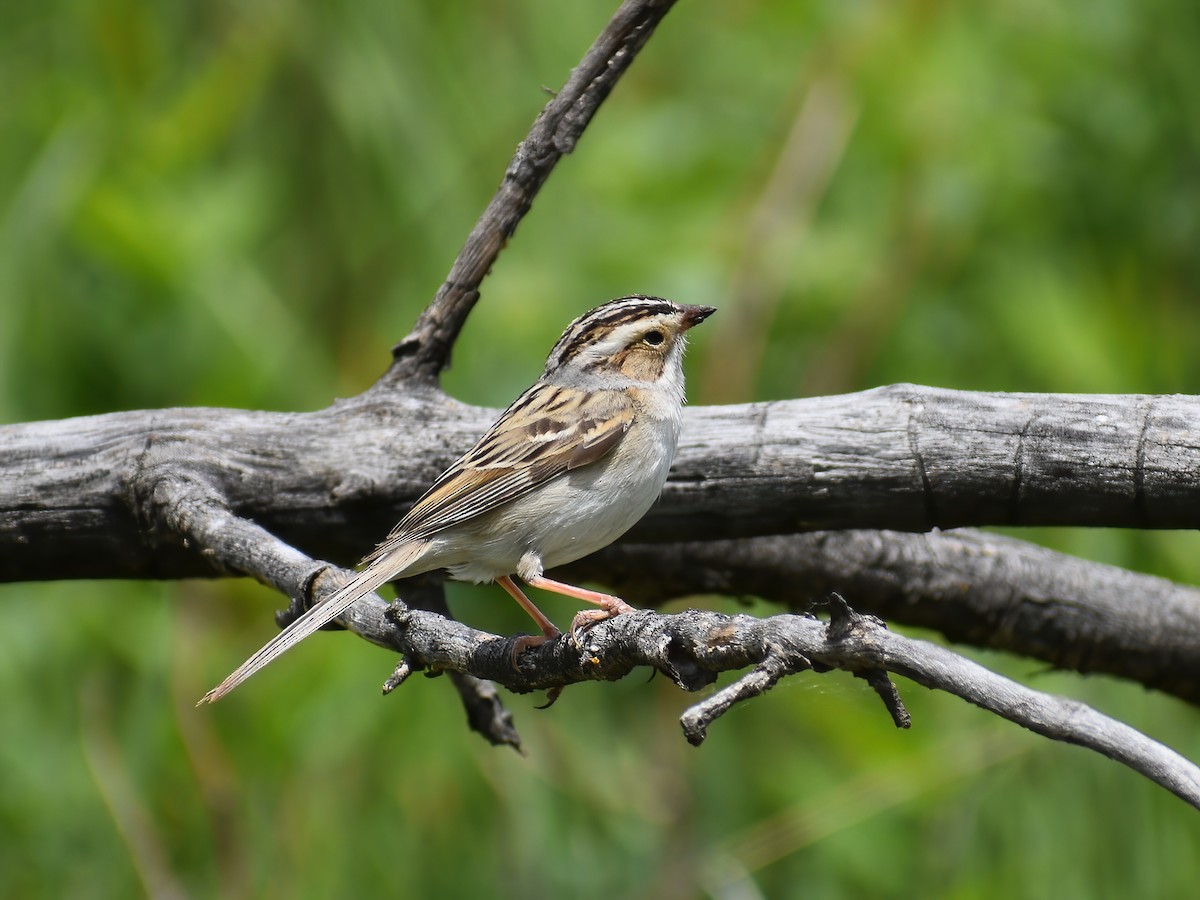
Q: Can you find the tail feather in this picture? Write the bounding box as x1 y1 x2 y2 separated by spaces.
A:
198 542 429 704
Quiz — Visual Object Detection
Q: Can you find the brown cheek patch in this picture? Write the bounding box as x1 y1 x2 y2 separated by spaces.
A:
618 349 667 381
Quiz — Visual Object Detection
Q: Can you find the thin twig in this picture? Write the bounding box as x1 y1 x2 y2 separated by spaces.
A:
400 575 522 750
563 527 1200 706
370 599 1200 810
381 0 679 385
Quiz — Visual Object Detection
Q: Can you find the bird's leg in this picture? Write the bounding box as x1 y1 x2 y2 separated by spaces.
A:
496 575 561 667
522 574 637 642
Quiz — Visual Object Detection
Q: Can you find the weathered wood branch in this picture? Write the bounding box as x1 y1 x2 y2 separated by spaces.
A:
381 0 679 385
7 386 1200 582
371 595 1200 811
6 385 1200 706
4 0 1196 811
564 528 1200 705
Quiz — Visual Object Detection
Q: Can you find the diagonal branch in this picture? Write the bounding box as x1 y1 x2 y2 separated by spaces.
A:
381 0 680 386
564 527 1200 705
376 596 1200 810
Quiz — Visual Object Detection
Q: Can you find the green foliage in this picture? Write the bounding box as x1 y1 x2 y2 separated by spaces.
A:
2 0 1199 896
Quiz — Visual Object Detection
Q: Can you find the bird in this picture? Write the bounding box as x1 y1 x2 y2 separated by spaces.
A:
199 296 715 703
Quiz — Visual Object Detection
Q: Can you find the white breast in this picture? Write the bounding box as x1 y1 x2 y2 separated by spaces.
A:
438 406 682 583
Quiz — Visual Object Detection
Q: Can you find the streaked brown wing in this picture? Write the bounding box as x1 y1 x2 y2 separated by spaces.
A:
373 383 634 549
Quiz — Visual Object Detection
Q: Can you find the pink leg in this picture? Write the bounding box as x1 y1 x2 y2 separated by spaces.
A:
523 574 637 638
497 575 561 667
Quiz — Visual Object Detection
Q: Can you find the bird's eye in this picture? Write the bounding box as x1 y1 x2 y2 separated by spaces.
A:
643 330 665 346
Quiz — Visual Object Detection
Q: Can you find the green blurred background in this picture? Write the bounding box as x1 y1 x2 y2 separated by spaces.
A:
3 0 1199 897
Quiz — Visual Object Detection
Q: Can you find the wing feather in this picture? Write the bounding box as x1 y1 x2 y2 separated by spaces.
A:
365 384 634 557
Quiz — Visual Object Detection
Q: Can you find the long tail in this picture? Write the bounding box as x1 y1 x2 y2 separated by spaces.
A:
198 542 430 704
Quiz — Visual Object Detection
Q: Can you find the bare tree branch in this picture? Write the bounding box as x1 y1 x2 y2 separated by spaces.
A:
6 388 1200 707
402 574 523 749
4 0 1197 813
381 0 679 385
139 437 1200 804
565 527 1200 705
8 388 1200 581
370 595 1200 811
662 388 1200 536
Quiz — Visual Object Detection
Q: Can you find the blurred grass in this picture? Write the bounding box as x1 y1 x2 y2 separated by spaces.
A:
2 0 1200 897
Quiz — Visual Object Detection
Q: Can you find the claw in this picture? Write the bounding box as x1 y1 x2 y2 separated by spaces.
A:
509 632 558 670
569 596 637 646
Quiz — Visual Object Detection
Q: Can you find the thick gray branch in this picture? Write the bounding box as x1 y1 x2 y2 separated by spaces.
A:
6 386 1200 583
664 387 1200 534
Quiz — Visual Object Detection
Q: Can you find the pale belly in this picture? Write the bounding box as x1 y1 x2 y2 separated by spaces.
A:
433 413 679 583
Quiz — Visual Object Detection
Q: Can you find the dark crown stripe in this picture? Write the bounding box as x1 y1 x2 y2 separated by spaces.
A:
549 296 676 363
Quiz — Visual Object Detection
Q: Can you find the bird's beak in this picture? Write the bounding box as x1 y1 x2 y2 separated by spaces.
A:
680 305 717 330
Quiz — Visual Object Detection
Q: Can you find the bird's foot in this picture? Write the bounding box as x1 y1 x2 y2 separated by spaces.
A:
569 595 637 646
509 629 561 670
